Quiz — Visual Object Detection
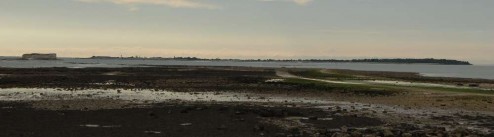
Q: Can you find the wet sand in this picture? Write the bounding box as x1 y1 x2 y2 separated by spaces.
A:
1 66 494 137
1 100 391 137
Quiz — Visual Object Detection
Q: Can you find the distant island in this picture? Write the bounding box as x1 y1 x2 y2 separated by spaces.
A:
88 56 472 65
22 53 57 60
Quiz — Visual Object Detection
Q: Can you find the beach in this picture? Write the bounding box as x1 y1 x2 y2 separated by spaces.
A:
1 66 493 137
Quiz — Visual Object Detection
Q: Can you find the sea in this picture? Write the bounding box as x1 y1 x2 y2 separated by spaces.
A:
1 57 493 80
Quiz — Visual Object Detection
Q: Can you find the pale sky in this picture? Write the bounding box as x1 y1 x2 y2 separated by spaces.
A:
0 0 493 64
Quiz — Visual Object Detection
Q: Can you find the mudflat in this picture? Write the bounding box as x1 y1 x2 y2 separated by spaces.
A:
0 101 385 137
1 66 493 137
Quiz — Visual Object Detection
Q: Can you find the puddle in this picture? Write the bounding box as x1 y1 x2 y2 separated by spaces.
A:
180 123 192 126
1 88 492 134
286 117 333 121
80 124 121 128
0 88 334 104
1 106 13 109
102 72 125 76
144 131 162 134
365 80 491 90
276 70 361 85
80 124 100 128
265 79 285 83
300 77 362 85
2 88 492 117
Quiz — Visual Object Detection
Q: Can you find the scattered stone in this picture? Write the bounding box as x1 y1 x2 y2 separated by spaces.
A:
308 116 318 120
382 129 393 137
452 128 469 136
402 132 412 137
341 126 349 133
411 130 426 136
327 129 342 133
350 130 362 137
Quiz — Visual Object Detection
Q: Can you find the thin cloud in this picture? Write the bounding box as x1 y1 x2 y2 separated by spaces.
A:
77 0 220 9
259 0 313 5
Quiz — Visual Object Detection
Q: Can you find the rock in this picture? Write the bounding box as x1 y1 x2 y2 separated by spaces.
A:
468 84 479 87
237 118 245 122
180 108 191 113
397 123 420 131
402 133 412 137
341 126 349 133
148 111 156 117
259 109 286 117
452 128 469 136
382 129 394 137
332 133 350 137
218 106 229 111
350 130 362 137
274 133 287 137
61 105 70 109
326 128 342 133
254 125 265 131
392 129 403 136
411 130 426 137
217 125 227 130
308 116 318 120
289 128 302 136
436 127 447 132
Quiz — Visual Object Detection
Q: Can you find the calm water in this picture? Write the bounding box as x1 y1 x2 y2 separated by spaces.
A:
1 58 493 80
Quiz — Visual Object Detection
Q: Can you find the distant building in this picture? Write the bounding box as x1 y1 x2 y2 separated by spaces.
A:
22 53 57 60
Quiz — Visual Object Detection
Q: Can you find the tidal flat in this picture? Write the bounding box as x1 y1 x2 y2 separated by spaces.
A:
1 66 493 137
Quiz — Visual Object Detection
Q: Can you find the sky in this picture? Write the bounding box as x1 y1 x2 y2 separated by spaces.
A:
0 0 493 64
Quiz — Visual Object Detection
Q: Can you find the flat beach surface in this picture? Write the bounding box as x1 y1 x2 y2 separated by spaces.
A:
1 66 493 137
